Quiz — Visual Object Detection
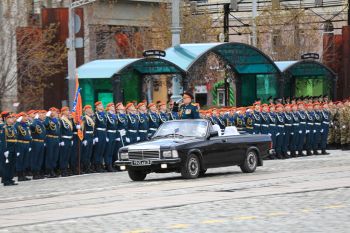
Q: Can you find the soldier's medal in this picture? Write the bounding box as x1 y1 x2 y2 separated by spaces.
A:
185 109 192 114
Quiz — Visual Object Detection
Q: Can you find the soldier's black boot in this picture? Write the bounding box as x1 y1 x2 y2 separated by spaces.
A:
61 169 68 177
33 172 41 180
313 150 319 155
107 165 115 172
321 149 330 155
307 150 313 156
290 151 296 157
48 170 57 178
298 150 306 156
18 172 31 181
282 152 289 159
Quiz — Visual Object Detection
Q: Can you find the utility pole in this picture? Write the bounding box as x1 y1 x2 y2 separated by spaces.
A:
67 0 95 107
252 0 257 46
170 0 182 102
223 4 230 42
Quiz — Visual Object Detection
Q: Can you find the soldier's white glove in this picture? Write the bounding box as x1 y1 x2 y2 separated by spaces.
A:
126 137 130 143
71 141 74 146
46 111 52 117
116 138 121 142
106 137 109 142
60 141 65 146
299 130 302 134
291 132 294 135
137 137 140 141
94 137 99 143
44 143 46 147
76 125 81 130
16 116 23 122
320 129 324 133
83 140 87 146
93 139 96 145
120 130 126 136
276 133 280 136
268 133 272 136
29 148 32 152
313 130 316 133
4 151 9 157
306 130 310 133
342 125 346 129
16 152 20 157
34 114 39 119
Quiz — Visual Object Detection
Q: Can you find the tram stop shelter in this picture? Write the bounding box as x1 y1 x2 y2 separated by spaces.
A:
163 43 281 106
275 60 337 100
77 58 185 107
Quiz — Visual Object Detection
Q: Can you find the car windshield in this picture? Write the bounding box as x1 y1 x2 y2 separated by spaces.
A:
153 121 208 138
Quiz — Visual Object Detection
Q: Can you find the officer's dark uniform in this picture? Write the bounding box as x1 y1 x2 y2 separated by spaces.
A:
1 122 17 186
148 111 160 137
14 120 32 181
127 113 139 144
93 110 107 172
290 110 300 157
138 113 149 142
179 103 200 119
59 116 73 176
30 117 46 179
275 111 285 159
297 109 307 156
44 114 61 177
81 114 95 173
104 112 117 171
320 108 330 154
283 111 293 157
305 110 315 155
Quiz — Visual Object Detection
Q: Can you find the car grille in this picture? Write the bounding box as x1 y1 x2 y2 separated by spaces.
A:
128 150 160 160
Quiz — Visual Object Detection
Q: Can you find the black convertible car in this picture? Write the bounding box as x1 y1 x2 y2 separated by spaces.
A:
115 119 272 181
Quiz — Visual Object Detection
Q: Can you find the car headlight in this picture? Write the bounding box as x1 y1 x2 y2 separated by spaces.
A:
162 151 172 158
120 152 128 160
172 150 179 158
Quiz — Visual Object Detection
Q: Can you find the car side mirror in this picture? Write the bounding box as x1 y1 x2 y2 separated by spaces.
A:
208 131 218 139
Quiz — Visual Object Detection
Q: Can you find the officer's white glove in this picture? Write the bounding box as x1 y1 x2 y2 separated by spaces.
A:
71 141 74 146
299 130 302 134
126 137 130 143
46 111 52 117
16 116 23 122
76 125 81 130
116 138 121 142
34 114 39 119
16 152 20 157
4 151 9 157
94 137 99 143
106 137 109 142
137 137 140 141
29 148 32 152
342 125 346 129
83 140 88 146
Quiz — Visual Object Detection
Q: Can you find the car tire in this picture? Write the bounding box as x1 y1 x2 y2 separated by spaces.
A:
199 169 207 177
128 169 147 181
240 150 258 173
181 154 200 179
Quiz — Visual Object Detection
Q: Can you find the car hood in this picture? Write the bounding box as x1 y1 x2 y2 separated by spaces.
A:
124 137 200 150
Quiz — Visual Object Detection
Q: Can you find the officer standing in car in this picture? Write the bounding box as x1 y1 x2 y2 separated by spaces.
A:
179 92 200 119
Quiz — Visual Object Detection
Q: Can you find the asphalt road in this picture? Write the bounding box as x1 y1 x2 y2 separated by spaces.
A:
0 150 350 233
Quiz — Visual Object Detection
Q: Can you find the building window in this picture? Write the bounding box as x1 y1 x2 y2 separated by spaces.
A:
217 88 226 106
272 29 281 52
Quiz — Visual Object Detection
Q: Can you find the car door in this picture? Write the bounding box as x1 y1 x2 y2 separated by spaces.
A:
222 135 249 165
201 135 231 168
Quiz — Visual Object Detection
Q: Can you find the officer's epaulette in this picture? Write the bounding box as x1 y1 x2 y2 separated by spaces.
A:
191 103 197 106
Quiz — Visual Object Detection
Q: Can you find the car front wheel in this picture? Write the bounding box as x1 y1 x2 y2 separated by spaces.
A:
181 154 200 179
240 150 258 173
128 169 147 181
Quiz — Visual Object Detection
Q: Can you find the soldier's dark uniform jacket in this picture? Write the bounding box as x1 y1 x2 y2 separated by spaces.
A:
235 114 246 131
159 112 169 125
127 113 139 144
210 115 225 129
290 111 300 155
244 112 254 134
260 112 270 135
297 110 307 154
283 111 293 154
115 113 128 157
138 113 149 142
320 109 330 151
14 121 32 174
226 113 236 127
44 116 61 174
30 118 46 174
268 112 277 148
1 123 17 185
104 112 118 168
148 111 160 137
168 111 179 120
59 116 73 171
252 111 262 134
179 103 200 119
93 111 107 167
275 112 285 158
305 110 315 154
81 115 95 170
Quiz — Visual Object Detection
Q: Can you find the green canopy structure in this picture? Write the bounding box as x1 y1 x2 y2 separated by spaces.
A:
275 60 337 99
164 43 281 106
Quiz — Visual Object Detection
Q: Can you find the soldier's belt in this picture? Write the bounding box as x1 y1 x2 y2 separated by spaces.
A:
246 126 253 129
73 132 78 135
315 123 321 125
62 136 73 139
293 123 299 126
33 139 44 143
270 124 276 126
107 130 117 133
97 128 106 131
149 128 157 131
307 123 314 125
139 130 148 133
7 139 17 143
322 121 329 124
261 124 269 127
300 122 306 124
47 135 59 138
277 125 284 128
17 140 30 144
285 124 292 126
128 130 137 133
254 124 261 126
85 131 94 134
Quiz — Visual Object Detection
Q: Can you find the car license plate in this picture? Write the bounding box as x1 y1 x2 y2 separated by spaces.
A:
131 160 151 166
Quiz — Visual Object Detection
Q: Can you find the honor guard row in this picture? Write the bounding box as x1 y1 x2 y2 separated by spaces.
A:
0 92 200 186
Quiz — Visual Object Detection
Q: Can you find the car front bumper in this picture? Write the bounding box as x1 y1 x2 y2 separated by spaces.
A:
115 158 181 166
